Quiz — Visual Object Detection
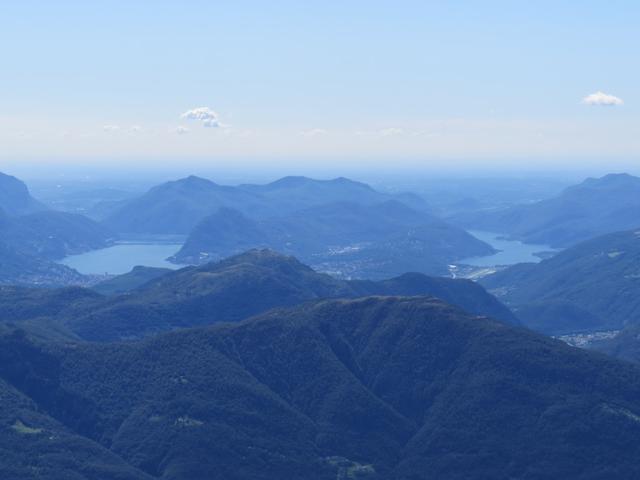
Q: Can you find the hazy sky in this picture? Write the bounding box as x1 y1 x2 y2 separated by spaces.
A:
0 1 638 170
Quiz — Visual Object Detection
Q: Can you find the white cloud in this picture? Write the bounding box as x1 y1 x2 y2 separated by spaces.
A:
181 107 222 128
103 125 120 132
582 91 623 106
175 126 189 135
300 128 327 137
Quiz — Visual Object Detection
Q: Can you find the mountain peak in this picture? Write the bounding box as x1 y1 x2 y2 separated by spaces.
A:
209 248 312 272
580 172 639 189
176 175 218 187
151 175 219 193
264 175 374 191
266 176 313 188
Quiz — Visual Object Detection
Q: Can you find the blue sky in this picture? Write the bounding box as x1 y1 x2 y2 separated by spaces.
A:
0 1 638 170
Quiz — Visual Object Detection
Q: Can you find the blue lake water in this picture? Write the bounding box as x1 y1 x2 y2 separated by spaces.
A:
459 230 556 267
60 230 556 275
59 242 185 275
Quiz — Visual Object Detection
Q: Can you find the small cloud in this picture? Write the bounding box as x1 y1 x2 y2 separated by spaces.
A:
175 126 190 135
181 107 224 128
582 91 623 106
103 125 120 132
300 128 327 138
380 127 404 137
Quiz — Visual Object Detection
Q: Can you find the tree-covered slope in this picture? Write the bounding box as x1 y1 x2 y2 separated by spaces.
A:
480 229 640 334
0 249 516 341
91 266 173 296
2 297 640 479
64 249 517 341
0 331 152 480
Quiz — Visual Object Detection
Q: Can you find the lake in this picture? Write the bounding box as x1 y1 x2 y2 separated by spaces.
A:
459 230 556 267
60 230 555 276
59 242 186 275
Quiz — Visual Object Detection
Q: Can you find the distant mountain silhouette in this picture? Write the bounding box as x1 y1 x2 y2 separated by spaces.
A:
238 175 428 211
0 249 516 341
172 201 492 278
0 172 114 259
0 172 45 216
1 296 640 479
103 175 429 234
102 175 266 234
451 173 640 247
480 228 640 334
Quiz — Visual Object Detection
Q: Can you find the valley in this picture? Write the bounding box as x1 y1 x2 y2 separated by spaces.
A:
3 5 639 477
3 167 640 479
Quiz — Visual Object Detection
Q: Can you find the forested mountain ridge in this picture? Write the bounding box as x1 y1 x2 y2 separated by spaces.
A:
1 296 640 479
0 249 517 342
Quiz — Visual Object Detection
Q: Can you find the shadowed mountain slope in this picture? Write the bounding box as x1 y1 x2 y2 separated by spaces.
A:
452 173 640 247
0 172 45 216
0 242 85 288
91 266 173 296
0 249 516 342
480 229 640 334
0 210 114 260
1 297 640 479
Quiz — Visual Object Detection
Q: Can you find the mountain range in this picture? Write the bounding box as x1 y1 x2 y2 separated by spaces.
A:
4 167 640 478
0 249 517 342
451 173 640 247
172 201 493 278
103 175 429 235
2 296 640 479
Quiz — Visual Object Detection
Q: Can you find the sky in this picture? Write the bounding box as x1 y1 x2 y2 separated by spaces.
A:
0 1 638 172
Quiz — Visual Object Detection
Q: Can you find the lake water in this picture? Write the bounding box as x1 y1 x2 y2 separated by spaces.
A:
61 230 555 275
458 230 556 267
59 242 185 275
